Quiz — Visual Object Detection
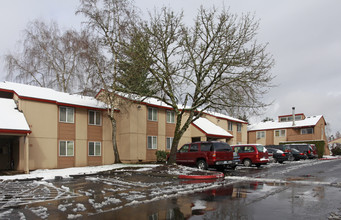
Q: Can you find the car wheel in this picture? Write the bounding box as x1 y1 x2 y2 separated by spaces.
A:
243 159 252 167
197 160 208 170
288 155 294 161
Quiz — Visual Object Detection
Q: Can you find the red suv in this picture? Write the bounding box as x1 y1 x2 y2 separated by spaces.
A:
232 144 269 167
175 141 240 170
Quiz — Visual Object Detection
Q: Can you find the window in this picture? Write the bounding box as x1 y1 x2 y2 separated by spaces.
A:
201 143 212 152
237 123 242 132
88 142 101 156
89 110 101 125
59 141 74 156
228 121 233 131
166 137 173 150
275 129 286 137
179 144 189 153
257 131 265 139
148 107 158 121
301 128 314 134
59 107 74 123
190 144 199 152
147 136 157 149
166 110 175 123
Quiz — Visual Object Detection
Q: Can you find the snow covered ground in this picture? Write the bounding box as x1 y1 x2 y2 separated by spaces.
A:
0 164 160 181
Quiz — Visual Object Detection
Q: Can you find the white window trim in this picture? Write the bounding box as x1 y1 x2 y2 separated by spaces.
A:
59 140 74 157
256 131 266 139
89 110 102 126
301 128 314 135
166 110 175 123
228 121 233 131
147 136 157 149
274 129 286 137
88 141 101 156
148 107 158 121
59 106 74 123
237 123 242 133
166 137 173 150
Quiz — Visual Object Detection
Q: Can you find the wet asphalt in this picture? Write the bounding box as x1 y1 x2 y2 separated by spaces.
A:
0 159 341 219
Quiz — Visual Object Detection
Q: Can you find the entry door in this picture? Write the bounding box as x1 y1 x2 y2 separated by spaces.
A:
0 139 10 170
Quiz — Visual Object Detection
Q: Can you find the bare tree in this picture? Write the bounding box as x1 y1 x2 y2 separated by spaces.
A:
77 0 140 163
138 7 274 163
5 20 99 94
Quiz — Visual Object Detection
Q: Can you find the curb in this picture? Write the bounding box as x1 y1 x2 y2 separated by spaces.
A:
319 157 341 160
178 172 224 180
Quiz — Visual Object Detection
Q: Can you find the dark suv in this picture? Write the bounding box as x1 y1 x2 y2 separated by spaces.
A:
175 141 240 170
285 144 316 159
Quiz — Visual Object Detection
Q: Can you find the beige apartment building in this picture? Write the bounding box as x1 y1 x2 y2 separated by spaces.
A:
112 94 248 162
0 82 248 172
248 113 329 154
0 81 113 173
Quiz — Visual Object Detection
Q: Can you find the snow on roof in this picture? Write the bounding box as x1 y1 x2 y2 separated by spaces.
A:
193 117 233 138
204 111 247 124
248 115 324 131
0 98 30 132
0 81 107 109
116 92 244 123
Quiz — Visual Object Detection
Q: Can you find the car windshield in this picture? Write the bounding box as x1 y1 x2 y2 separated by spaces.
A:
256 145 266 152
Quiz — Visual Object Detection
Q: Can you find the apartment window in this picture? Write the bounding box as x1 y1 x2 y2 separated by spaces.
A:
166 110 175 123
59 141 74 156
257 131 265 139
89 110 101 126
275 129 286 137
88 142 101 156
166 137 173 150
59 107 74 123
148 107 158 121
228 121 233 131
147 136 157 149
237 123 242 132
301 128 314 134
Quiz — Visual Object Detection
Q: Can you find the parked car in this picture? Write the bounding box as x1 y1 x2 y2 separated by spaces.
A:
290 148 308 161
266 148 289 163
175 141 240 170
265 145 294 161
231 144 269 167
309 144 318 159
286 144 316 159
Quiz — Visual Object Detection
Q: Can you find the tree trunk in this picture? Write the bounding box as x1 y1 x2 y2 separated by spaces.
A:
168 111 194 164
110 116 121 163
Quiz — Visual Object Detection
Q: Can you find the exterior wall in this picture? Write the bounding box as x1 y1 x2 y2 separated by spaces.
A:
19 99 58 170
248 117 329 155
205 114 247 145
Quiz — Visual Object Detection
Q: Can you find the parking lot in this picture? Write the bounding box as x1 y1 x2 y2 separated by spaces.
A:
0 158 340 219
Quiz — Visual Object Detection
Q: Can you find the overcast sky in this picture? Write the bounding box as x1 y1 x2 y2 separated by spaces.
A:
0 0 340 135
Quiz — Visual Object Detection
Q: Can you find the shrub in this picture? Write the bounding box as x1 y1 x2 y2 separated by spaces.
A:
155 150 169 163
331 147 341 156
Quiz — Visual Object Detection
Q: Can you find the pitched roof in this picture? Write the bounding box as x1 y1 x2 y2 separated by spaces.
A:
0 98 30 134
248 115 324 131
0 81 107 110
192 117 233 138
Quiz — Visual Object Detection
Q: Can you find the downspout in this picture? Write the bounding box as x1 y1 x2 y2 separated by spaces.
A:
292 107 296 126
24 134 30 174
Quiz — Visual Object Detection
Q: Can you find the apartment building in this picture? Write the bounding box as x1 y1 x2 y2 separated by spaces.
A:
0 81 113 173
248 112 329 154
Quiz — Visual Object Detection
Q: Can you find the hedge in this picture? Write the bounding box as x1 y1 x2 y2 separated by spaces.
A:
279 140 325 158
